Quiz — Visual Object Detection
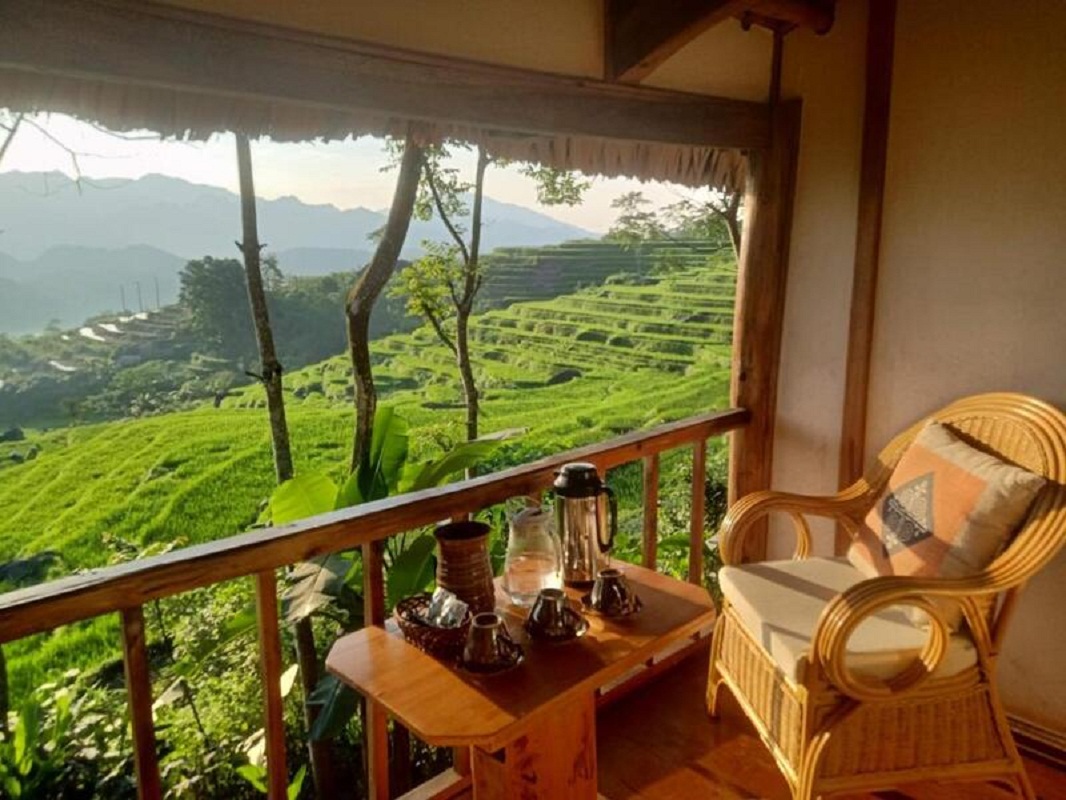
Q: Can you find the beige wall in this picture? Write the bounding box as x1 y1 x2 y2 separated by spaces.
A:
869 0 1066 732
770 0 868 558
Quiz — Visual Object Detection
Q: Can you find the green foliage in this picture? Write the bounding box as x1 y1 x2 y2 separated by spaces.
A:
179 256 258 360
390 242 464 348
606 191 666 246
0 672 133 799
516 164 591 206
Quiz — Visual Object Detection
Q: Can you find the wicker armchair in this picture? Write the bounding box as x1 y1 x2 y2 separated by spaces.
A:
707 393 1066 799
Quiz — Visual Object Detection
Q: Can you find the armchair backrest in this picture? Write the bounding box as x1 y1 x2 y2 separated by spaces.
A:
865 392 1066 648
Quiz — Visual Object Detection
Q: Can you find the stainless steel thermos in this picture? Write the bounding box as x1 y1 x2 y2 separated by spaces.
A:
553 462 617 587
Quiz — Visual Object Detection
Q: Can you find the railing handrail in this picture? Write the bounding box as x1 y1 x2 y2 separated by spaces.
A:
0 407 748 643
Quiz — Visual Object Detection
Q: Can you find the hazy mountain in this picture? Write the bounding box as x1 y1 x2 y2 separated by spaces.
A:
274 247 371 275
0 171 594 261
0 171 595 334
0 245 186 334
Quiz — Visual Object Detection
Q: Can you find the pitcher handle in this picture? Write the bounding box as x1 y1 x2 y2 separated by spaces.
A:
598 486 617 553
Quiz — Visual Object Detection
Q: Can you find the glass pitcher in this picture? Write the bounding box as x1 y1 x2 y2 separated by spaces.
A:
503 506 562 607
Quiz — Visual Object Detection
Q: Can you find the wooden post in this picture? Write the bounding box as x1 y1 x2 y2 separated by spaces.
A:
362 539 390 800
642 454 660 569
120 606 162 800
255 571 288 800
688 441 707 584
727 98 802 562
837 0 897 552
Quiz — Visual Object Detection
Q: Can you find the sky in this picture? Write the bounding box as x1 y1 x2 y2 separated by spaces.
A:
1 113 710 233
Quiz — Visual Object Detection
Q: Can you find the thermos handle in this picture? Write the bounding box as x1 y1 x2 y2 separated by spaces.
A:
598 485 617 553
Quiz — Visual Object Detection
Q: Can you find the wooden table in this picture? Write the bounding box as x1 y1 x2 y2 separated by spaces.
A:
326 563 716 800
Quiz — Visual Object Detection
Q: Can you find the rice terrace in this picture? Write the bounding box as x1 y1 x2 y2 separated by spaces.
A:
0 149 739 798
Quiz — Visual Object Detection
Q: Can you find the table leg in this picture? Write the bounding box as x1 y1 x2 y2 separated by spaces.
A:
471 692 597 800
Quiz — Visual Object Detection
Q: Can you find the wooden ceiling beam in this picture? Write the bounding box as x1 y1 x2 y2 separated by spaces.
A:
606 0 744 84
0 0 770 149
605 0 836 83
740 0 835 34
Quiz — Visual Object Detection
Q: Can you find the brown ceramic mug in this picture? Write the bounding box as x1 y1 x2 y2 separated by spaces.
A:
588 567 637 616
526 588 575 638
462 612 513 669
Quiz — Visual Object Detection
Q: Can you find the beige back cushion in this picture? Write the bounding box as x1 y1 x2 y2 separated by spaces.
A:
848 421 1045 627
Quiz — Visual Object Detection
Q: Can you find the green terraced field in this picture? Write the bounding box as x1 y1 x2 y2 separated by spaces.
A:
0 253 736 698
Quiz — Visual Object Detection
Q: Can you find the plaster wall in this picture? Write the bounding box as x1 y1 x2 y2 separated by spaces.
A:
870 0 1066 732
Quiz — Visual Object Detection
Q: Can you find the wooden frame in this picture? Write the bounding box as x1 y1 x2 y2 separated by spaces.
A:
604 0 836 83
0 0 769 149
728 98 803 561
710 393 1066 799
837 0 897 551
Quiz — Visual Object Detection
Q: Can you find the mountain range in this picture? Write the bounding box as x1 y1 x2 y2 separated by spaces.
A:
0 171 594 334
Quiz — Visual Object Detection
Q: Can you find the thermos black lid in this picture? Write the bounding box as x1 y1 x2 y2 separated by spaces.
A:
553 462 603 497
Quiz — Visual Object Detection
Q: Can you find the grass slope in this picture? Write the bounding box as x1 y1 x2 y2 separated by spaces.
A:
0 256 735 698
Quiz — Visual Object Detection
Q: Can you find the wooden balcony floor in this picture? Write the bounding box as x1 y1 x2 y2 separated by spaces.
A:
595 645 1066 800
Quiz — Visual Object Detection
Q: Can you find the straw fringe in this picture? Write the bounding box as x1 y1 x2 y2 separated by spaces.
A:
0 69 745 191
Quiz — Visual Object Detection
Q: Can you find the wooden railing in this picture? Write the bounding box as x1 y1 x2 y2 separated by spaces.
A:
0 407 749 800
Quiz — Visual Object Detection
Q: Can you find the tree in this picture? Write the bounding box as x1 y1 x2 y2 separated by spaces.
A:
606 191 665 247
393 143 589 443
178 257 257 359
605 191 666 274
235 133 338 798
347 136 425 472
664 191 743 260
607 189 743 264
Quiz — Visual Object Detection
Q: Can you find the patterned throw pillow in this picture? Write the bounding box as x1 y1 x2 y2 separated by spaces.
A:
847 421 1045 628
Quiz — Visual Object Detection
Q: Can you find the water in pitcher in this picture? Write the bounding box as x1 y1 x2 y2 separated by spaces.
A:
504 552 563 607
503 507 563 607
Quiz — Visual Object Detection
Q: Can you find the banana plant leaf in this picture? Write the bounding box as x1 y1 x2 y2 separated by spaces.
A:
399 427 523 493
265 473 339 525
385 534 436 609
281 553 354 624
307 674 358 742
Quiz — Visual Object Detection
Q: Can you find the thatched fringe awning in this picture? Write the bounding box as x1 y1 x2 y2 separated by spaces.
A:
2 69 746 193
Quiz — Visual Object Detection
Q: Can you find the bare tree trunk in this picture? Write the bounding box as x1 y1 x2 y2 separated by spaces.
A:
455 310 478 441
236 135 293 483
348 136 425 470
454 146 488 447
236 133 338 800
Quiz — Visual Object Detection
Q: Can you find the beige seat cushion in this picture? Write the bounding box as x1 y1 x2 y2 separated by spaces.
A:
719 557 977 685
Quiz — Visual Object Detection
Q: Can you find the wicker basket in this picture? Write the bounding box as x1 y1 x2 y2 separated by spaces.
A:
394 594 472 661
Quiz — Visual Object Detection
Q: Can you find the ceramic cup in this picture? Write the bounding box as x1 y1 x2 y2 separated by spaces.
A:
588 567 638 616
462 612 514 669
526 588 576 638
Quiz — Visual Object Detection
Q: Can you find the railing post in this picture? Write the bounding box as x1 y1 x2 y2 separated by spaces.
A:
255 571 288 800
642 454 659 569
688 440 707 585
121 606 162 800
362 540 391 800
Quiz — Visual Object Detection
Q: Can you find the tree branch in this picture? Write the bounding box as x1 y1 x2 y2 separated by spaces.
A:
425 164 471 265
423 305 458 355
461 145 490 312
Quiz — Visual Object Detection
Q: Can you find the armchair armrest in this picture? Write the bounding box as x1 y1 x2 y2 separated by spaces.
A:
810 571 1006 702
719 483 872 566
